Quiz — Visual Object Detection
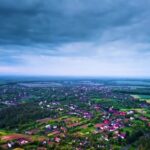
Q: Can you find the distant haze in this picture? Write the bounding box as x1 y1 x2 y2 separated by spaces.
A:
0 0 150 77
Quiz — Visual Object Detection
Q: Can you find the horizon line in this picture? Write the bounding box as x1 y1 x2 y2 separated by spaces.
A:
0 74 150 80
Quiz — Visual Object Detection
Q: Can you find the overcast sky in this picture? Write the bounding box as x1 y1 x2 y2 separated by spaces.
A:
0 0 150 77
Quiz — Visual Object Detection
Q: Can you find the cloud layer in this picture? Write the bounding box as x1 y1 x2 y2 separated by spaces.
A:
0 0 150 77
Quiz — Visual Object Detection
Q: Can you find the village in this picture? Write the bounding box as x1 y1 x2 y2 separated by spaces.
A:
0 80 150 149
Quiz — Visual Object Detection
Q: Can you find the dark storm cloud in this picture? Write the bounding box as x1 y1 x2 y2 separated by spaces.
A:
0 0 150 68
0 0 148 47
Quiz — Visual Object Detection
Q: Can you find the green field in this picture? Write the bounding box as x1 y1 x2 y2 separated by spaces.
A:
132 95 150 103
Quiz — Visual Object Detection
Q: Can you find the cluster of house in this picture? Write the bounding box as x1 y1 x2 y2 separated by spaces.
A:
0 134 32 149
0 85 29 106
93 107 136 141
